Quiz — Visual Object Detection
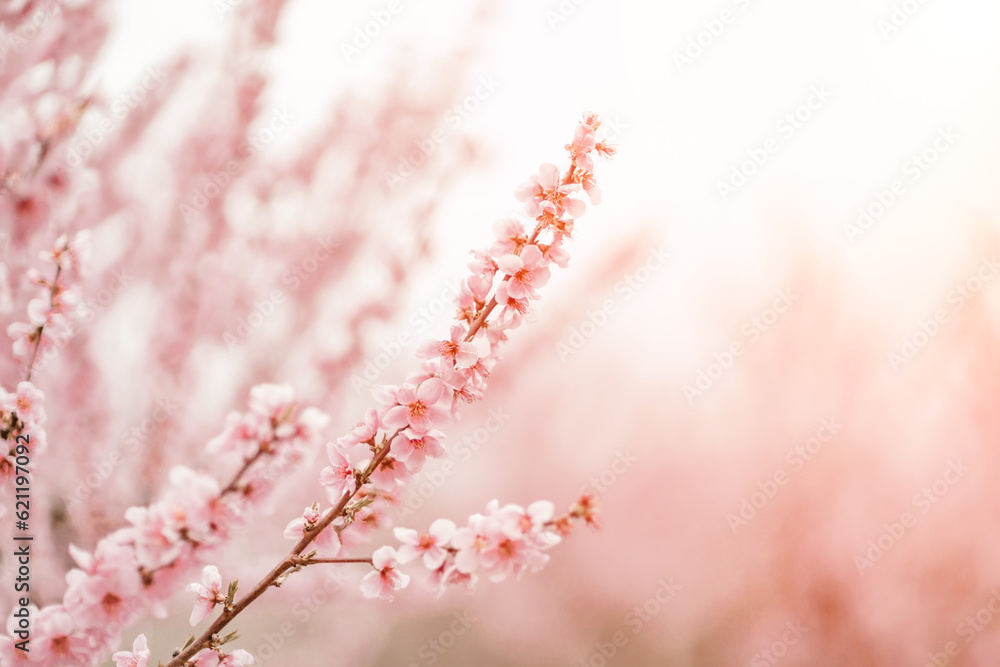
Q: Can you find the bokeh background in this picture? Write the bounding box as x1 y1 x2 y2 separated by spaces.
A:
3 0 1000 664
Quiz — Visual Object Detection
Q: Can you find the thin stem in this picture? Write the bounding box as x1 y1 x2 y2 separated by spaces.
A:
291 557 373 566
219 446 269 497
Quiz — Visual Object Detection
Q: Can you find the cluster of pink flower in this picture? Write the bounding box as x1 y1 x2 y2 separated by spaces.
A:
0 381 47 520
371 495 602 600
303 114 614 599
6 231 90 378
0 385 328 667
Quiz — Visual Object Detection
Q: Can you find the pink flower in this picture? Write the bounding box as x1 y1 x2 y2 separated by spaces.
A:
206 411 268 458
369 453 413 491
513 162 582 218
495 244 551 300
221 649 255 666
4 381 45 425
24 605 93 664
112 634 150 667
394 519 456 569
390 429 446 471
63 555 143 630
186 565 225 626
416 324 479 369
467 248 498 278
48 230 92 274
193 648 255 667
335 408 380 450
492 282 529 329
426 563 478 596
380 378 450 434
578 171 601 204
488 217 529 258
360 546 410 601
565 123 597 173
539 237 570 269
248 383 295 420
284 506 342 556
513 500 556 533
320 446 357 500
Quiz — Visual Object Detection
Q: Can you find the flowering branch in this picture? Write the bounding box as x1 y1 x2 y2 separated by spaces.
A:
152 114 614 667
7 231 90 382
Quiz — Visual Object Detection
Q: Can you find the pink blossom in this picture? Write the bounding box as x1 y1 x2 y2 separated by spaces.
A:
516 500 556 532
284 506 342 556
514 162 583 218
491 282 529 329
221 649 256 666
2 381 45 425
467 248 498 278
390 429 446 471
578 171 601 204
47 230 92 274
369 453 413 491
335 408 380 450
495 244 551 300
339 505 386 548
112 634 150 667
416 324 479 369
247 383 295 419
488 217 529 258
186 565 225 626
360 546 410 601
320 446 357 500
565 123 597 173
394 519 456 569
193 648 256 667
379 378 451 434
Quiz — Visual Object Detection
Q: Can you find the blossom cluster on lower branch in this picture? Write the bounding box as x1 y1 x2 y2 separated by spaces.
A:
0 384 327 667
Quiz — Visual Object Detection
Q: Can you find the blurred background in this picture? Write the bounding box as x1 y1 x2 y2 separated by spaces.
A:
3 0 1000 664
